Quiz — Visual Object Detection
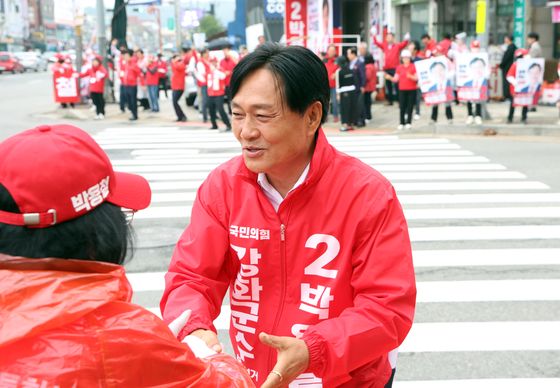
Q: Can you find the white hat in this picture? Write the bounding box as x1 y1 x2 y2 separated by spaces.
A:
400 49 412 58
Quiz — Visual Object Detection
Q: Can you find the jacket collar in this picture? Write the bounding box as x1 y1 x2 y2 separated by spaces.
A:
236 127 335 189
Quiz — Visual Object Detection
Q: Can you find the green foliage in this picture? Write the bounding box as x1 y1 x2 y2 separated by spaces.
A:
196 14 224 37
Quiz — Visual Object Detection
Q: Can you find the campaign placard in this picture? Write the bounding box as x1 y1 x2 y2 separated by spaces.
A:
456 52 490 102
415 57 454 106
53 71 80 104
513 57 544 107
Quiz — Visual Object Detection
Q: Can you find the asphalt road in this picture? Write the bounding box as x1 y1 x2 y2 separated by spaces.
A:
2 70 560 387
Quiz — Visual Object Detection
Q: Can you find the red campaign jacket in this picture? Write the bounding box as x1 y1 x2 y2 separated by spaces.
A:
373 37 409 70
0 255 254 388
219 56 237 86
158 59 169 79
161 129 416 387
324 57 339 88
146 63 160 86
365 62 378 92
122 60 141 86
171 60 186 90
207 68 226 97
80 64 107 93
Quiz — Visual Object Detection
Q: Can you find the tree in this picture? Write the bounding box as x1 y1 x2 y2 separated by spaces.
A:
196 14 224 38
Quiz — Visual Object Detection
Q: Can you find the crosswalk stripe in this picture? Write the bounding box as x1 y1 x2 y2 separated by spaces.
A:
393 379 560 388
400 321 560 352
399 193 560 204
409 225 560 241
405 207 560 220
146 180 549 191
413 249 560 267
112 163 507 173
127 273 560 303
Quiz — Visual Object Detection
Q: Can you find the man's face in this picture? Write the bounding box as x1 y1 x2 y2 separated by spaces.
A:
359 45 367 57
327 46 337 58
528 66 542 85
347 49 355 60
223 48 230 57
421 37 428 46
231 68 317 176
432 64 446 83
386 34 394 44
407 43 416 54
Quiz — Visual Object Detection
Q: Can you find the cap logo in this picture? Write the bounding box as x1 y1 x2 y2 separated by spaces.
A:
71 176 110 213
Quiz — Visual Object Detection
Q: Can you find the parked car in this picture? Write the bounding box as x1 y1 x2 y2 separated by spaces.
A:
0 52 24 74
14 51 48 72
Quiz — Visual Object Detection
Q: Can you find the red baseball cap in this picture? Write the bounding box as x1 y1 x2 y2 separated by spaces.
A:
0 124 151 228
515 48 528 58
470 40 480 49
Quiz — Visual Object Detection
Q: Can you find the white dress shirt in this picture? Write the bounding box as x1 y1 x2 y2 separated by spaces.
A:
257 164 310 212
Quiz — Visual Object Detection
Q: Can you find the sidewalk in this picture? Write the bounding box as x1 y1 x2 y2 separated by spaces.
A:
36 95 560 137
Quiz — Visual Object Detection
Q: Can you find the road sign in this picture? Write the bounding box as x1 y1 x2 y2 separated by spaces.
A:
513 0 526 49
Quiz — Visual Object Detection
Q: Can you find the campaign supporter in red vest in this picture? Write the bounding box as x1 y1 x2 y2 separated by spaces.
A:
385 50 418 129
146 56 161 113
506 49 530 123
438 34 453 56
0 124 254 388
373 32 409 105
171 55 188 122
156 54 169 98
52 55 78 108
324 44 340 122
161 44 415 388
220 46 237 115
421 34 437 58
206 58 231 131
80 57 107 119
196 50 212 122
121 50 140 121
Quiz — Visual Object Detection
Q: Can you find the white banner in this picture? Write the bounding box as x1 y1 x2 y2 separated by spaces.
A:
456 52 490 102
416 58 454 106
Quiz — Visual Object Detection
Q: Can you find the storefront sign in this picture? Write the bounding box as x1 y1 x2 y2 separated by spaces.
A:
476 0 487 34
285 0 308 46
265 0 285 19
513 0 526 49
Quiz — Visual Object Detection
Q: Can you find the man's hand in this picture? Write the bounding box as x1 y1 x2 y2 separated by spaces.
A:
259 332 309 388
190 329 223 353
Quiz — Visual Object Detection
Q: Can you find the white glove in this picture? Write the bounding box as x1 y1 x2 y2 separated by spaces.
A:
167 309 219 358
404 32 411 41
168 309 192 337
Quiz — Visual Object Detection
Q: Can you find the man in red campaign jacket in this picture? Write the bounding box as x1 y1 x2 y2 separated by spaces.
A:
324 44 339 122
122 50 140 121
161 43 416 388
206 57 231 131
80 56 107 119
146 56 161 112
373 32 409 106
171 54 188 122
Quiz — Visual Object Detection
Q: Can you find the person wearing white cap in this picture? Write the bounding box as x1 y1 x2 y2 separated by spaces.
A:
384 49 418 131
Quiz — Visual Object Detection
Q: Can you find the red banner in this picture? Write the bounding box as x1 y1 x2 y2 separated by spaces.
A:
285 0 307 46
53 71 80 104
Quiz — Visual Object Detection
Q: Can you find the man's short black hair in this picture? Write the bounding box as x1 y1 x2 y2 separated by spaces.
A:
348 47 358 56
469 57 486 67
528 32 539 41
443 33 452 40
528 63 542 72
230 43 330 125
421 34 431 40
430 61 445 72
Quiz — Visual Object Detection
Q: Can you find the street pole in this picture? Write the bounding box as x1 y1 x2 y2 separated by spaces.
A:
174 0 181 50
96 0 112 101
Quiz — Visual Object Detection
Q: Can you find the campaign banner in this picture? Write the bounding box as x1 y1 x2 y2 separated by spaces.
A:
285 0 307 46
53 72 80 104
541 81 560 105
513 58 545 107
456 52 490 102
369 0 385 62
415 58 454 106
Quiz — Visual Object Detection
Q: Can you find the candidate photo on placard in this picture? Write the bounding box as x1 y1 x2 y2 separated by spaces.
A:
513 58 545 106
457 53 490 102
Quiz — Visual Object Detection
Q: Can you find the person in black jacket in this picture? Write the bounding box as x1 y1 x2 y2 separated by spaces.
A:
347 47 366 127
499 35 516 101
335 55 359 132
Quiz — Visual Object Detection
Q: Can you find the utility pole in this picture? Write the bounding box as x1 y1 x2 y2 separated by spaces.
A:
174 0 181 50
97 0 112 101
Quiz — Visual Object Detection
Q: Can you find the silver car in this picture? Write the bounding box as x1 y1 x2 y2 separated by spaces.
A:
14 52 48 72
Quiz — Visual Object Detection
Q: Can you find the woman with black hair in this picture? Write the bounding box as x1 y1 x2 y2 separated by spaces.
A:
0 124 253 387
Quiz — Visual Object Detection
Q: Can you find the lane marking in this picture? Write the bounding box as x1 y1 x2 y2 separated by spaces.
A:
405 207 560 220
413 249 560 267
410 225 560 241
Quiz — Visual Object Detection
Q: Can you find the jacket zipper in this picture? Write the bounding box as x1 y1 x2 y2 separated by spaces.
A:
267 222 287 371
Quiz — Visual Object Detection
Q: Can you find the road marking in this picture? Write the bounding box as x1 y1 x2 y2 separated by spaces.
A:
400 321 560 352
413 249 560 267
399 193 560 204
409 225 560 241
393 379 560 388
405 207 560 220
136 206 192 219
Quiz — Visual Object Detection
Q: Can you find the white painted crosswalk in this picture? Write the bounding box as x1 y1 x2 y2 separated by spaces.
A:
95 127 560 387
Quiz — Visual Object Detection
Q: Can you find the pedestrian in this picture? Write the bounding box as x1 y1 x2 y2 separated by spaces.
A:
80 56 107 119
335 55 357 131
506 48 530 124
118 48 127 113
373 32 409 105
195 49 211 123
52 54 76 109
122 49 140 121
206 57 231 132
527 32 543 58
0 124 255 387
429 46 454 124
146 55 160 112
170 53 188 122
363 54 378 122
135 49 150 111
499 35 517 101
323 44 339 123
156 53 169 99
408 41 423 119
347 47 366 127
385 49 418 131
161 43 416 388
220 44 238 115
421 34 437 58
465 40 486 125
